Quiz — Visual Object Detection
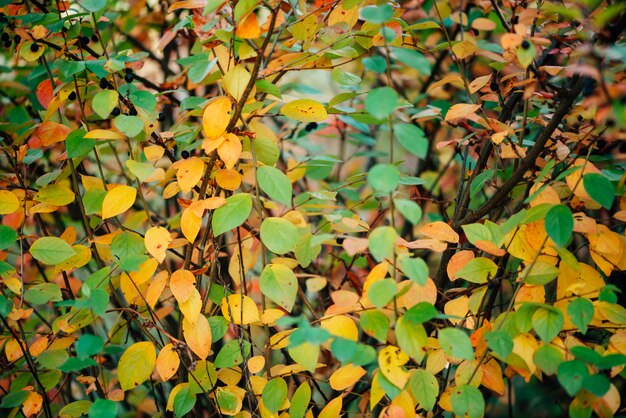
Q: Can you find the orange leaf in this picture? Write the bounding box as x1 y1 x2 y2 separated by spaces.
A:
157 343 180 381
23 391 43 417
145 226 171 263
202 97 232 139
218 133 242 169
181 207 202 243
420 221 459 243
182 314 212 360
36 121 71 146
445 103 482 121
175 157 204 193
447 250 475 280
170 270 196 303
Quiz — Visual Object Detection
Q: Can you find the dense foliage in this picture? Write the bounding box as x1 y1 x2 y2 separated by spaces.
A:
0 0 625 416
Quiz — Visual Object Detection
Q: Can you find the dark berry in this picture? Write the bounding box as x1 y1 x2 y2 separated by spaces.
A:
30 42 39 52
0 14 7 23
111 107 121 116
3 40 11 48
336 237 344 245
124 68 133 74
305 122 318 131
521 40 531 49
1 33 9 42
181 150 190 159
577 115 584 122
13 35 20 44
99 78 109 89
124 72 134 83
78 35 89 45
90 34 98 43
68 91 77 101
490 81 498 91
129 108 138 116
157 112 165 122
606 119 615 128
524 127 530 136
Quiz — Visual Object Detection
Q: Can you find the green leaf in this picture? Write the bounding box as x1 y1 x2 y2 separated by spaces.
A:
395 124 428 158
257 165 292 206
262 377 288 413
396 315 428 363
523 260 558 285
110 232 146 272
60 401 93 417
361 4 394 23
368 163 400 193
451 385 485 418
557 360 588 396
403 302 438 323
215 340 250 368
485 330 513 359
399 255 429 285
0 389 29 408
260 217 299 254
289 382 311 418
129 90 157 111
438 328 474 360
113 115 144 138
30 237 77 265
24 283 62 305
330 338 376 366
360 309 390 342
365 87 398 119
76 334 104 359
82 0 106 12
212 193 252 236
368 226 397 262
545 204 573 247
533 344 563 375
455 257 497 284
174 387 196 417
88 399 117 418
126 160 157 183
409 369 439 411
583 173 614 209
394 198 422 224
532 306 563 342
582 373 610 397
66 129 95 159
0 226 17 250
368 279 397 308
260 264 298 312
294 233 322 268
470 169 495 198
392 47 432 75
331 67 361 86
288 342 320 372
188 361 217 394
92 90 118 119
567 298 594 334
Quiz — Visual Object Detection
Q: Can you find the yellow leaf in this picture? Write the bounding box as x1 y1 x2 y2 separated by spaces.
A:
23 391 43 417
223 65 252 101
248 355 265 374
180 288 202 323
452 40 478 59
329 364 366 390
144 226 171 263
0 190 20 214
181 208 202 243
445 103 481 121
378 345 410 389
101 185 137 219
281 99 328 123
426 74 465 93
147 270 169 308
144 145 164 161
370 372 385 409
320 315 358 341
34 184 75 206
216 168 242 191
176 157 204 193
468 74 491 94
170 270 197 303
221 294 260 325
54 244 92 273
218 133 242 170
202 96 232 139
183 314 212 360
420 221 459 243
156 343 180 381
168 0 206 12
319 396 342 418
84 129 125 140
118 341 157 391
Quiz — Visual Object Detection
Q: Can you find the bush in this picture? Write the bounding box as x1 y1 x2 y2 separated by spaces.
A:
0 0 625 416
